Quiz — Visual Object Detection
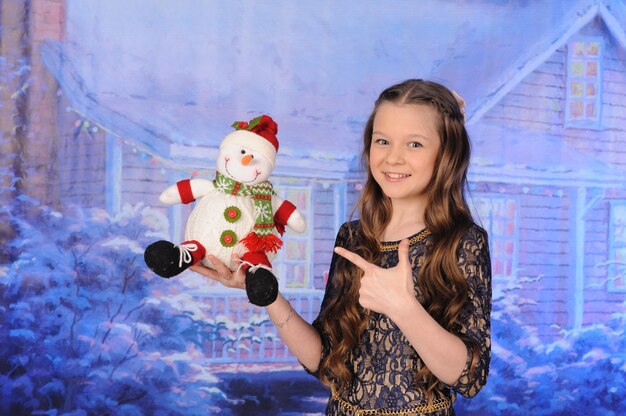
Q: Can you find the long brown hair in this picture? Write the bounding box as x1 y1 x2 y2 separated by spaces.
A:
317 79 476 399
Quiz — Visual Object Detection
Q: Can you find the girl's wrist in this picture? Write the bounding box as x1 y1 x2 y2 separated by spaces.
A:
265 292 294 328
271 302 293 328
387 295 422 324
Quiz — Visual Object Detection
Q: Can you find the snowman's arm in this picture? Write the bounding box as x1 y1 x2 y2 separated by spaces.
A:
271 195 306 234
159 179 215 205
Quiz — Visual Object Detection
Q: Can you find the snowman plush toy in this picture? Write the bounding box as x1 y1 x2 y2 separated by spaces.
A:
144 115 306 306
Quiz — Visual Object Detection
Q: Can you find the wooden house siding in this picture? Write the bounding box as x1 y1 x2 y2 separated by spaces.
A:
600 52 626 168
345 182 361 220
481 52 566 131
120 146 169 207
57 120 107 208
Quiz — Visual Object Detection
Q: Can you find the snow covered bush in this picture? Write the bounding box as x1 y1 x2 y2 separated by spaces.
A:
456 279 626 415
0 201 242 415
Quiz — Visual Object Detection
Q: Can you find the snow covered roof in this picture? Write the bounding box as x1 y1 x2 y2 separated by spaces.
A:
41 41 357 179
40 0 626 183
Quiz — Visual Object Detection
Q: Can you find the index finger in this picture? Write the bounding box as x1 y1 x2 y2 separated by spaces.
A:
333 246 372 271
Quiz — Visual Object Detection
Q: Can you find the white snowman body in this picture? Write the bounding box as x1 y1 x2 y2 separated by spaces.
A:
184 187 278 271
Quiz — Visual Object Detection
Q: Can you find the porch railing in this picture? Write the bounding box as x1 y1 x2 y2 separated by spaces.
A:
196 289 325 364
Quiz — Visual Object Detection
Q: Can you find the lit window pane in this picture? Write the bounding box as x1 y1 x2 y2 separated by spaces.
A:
585 83 596 97
587 42 600 56
570 81 583 97
494 240 504 256
285 240 306 260
505 241 515 255
570 101 584 118
505 260 512 276
494 259 503 275
571 61 585 77
586 62 597 77
585 102 596 118
572 41 585 56
506 200 516 216
285 263 307 288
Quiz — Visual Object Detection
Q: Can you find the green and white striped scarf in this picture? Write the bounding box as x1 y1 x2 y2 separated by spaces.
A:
214 171 282 252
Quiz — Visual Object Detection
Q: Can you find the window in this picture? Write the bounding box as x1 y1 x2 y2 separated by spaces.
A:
565 37 603 129
272 185 312 289
608 201 626 293
472 195 519 279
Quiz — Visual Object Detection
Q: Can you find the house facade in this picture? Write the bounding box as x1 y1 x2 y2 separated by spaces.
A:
463 4 626 337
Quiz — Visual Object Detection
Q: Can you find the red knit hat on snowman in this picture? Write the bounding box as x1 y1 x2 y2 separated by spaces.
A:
221 115 279 167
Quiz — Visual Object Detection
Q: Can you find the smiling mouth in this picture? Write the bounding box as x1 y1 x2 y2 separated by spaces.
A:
224 159 261 183
384 172 411 180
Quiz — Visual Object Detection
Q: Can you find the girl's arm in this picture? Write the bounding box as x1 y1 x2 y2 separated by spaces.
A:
265 293 322 371
387 294 468 386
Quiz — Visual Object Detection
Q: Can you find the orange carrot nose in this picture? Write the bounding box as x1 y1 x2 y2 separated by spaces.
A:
241 154 254 165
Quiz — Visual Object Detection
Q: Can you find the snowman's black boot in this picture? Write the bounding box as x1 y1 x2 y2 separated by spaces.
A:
144 240 206 278
245 267 279 306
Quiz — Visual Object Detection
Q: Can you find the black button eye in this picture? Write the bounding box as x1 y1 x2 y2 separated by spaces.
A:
241 150 246 154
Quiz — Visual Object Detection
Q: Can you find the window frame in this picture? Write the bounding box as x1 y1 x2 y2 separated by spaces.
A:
564 36 603 129
470 193 520 281
271 184 313 289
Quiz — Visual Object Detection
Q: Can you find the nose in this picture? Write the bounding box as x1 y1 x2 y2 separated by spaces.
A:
385 145 404 165
241 154 254 165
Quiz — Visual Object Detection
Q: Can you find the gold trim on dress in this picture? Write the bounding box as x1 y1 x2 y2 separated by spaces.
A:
331 385 455 415
379 229 431 252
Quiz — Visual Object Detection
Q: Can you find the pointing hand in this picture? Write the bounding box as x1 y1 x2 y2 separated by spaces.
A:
333 240 415 316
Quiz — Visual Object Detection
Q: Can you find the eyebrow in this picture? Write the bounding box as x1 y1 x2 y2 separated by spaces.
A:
372 130 431 141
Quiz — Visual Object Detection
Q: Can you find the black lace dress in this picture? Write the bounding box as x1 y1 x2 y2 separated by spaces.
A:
305 221 492 415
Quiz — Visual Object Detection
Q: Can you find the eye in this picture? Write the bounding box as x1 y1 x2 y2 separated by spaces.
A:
374 138 389 145
240 149 246 154
408 142 422 148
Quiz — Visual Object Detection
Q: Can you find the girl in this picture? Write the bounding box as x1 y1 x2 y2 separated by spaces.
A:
192 79 492 415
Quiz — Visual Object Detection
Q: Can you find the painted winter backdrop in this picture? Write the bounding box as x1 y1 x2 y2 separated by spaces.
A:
1 0 626 414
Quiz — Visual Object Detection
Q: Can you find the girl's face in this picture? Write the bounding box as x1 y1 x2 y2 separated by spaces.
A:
369 101 441 205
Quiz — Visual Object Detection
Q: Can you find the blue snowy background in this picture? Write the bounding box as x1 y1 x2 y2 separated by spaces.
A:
1 0 626 415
